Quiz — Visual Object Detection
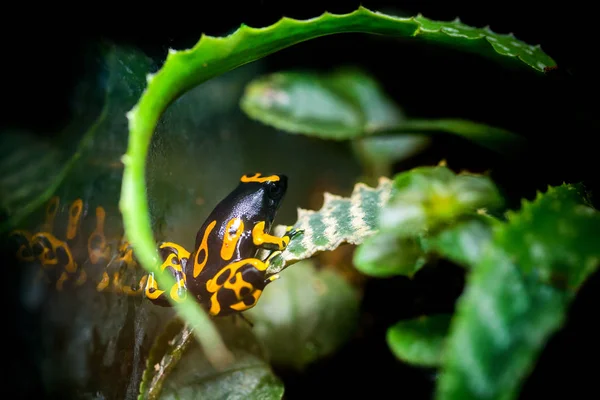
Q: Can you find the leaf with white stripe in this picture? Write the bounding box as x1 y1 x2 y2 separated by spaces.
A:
266 177 393 274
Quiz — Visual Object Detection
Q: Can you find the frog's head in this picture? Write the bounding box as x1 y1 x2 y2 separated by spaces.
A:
231 173 288 226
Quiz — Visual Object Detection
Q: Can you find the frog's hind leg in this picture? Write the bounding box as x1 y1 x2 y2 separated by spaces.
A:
143 242 191 306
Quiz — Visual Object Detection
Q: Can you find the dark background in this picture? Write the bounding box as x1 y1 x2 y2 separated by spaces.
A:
3 1 598 398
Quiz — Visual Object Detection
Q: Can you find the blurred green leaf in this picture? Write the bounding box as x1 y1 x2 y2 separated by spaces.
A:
387 314 452 367
381 166 503 237
422 216 497 269
351 134 431 181
248 261 360 370
241 70 523 155
437 184 600 400
241 68 408 138
0 44 151 234
353 231 426 277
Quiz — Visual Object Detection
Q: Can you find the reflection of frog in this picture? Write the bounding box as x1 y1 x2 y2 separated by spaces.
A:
10 173 301 316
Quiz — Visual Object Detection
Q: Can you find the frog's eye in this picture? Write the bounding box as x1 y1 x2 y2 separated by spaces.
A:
266 181 285 201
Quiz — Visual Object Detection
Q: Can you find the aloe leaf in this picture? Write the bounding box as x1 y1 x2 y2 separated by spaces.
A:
247 261 360 370
437 184 600 400
266 177 393 274
147 318 283 400
387 314 452 367
240 70 523 155
122 6 555 366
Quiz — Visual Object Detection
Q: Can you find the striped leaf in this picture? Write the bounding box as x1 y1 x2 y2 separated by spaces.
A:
266 177 393 274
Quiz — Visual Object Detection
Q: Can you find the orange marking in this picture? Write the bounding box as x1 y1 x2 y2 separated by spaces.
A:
240 173 280 183
221 218 244 261
230 289 262 311
145 273 165 300
88 206 111 264
67 199 83 240
43 196 60 232
206 258 267 293
96 271 110 291
193 220 216 278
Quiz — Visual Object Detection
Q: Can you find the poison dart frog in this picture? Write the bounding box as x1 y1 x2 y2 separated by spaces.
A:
147 173 300 316
9 173 299 317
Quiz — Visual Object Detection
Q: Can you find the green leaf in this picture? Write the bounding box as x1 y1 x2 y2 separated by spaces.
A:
265 177 394 274
241 68 408 138
247 260 361 370
0 131 65 226
422 216 497 268
353 231 426 277
152 318 283 400
381 166 503 237
240 70 523 155
437 184 600 400
0 43 150 234
351 134 431 181
121 6 555 366
387 314 452 367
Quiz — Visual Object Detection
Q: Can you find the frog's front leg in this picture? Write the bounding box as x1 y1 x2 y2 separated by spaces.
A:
144 241 191 306
252 222 304 253
251 221 293 251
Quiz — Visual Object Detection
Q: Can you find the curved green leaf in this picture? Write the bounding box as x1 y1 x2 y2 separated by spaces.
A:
247 260 360 370
387 314 452 367
437 184 600 400
121 6 555 366
154 318 283 400
240 70 523 155
353 232 426 277
266 177 393 274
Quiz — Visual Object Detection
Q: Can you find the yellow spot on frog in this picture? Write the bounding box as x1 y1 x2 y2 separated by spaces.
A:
96 271 110 291
88 206 111 264
194 220 216 278
145 273 165 300
230 289 262 311
43 196 60 232
240 173 280 183
221 218 244 261
67 199 83 240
